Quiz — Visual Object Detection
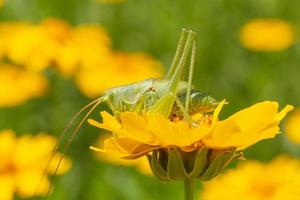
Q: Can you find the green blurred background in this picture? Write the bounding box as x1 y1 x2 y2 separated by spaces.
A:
0 0 299 199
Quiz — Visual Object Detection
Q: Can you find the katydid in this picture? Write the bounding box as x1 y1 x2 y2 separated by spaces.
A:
36 28 220 199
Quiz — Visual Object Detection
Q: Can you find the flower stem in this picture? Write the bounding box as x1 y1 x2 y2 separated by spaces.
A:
184 179 194 200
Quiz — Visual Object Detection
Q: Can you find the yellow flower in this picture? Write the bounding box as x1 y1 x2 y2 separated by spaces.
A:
0 65 48 107
0 19 111 73
54 24 111 76
0 0 3 8
4 23 58 71
285 108 300 144
40 18 71 40
89 101 292 157
75 52 163 98
0 129 71 200
0 22 29 60
0 19 68 72
89 101 292 181
94 136 152 175
200 156 300 200
239 19 295 51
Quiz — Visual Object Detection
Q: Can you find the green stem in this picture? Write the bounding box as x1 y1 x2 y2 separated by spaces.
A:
184 179 194 200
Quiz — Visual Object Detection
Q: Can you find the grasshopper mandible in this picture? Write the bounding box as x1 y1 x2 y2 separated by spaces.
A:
37 28 220 199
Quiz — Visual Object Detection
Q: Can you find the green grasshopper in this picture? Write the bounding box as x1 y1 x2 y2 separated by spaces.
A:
38 28 220 199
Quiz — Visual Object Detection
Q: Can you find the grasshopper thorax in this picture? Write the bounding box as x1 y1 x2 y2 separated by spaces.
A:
103 78 190 114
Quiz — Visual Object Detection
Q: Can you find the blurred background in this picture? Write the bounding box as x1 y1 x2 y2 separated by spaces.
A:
0 0 299 199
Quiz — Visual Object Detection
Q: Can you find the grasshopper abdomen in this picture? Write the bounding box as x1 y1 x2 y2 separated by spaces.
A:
171 90 219 118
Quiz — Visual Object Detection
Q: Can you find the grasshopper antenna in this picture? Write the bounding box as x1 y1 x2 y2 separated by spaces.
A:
33 98 101 198
44 97 105 199
34 96 107 199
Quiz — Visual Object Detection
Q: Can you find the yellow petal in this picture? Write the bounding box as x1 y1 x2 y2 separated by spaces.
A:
203 102 293 149
92 137 156 158
212 99 226 125
0 129 16 154
203 119 241 149
285 108 300 144
146 113 175 145
275 105 294 121
120 112 147 130
88 111 121 132
0 175 15 200
16 170 50 198
93 137 138 154
172 121 193 146
172 121 210 147
229 101 279 131
0 130 16 171
47 153 72 175
119 112 154 143
237 126 280 150
12 134 56 169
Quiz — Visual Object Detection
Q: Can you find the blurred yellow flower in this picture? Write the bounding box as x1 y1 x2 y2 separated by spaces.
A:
0 129 71 200
200 156 300 200
0 19 111 73
89 101 292 158
0 19 162 99
54 24 111 76
0 65 48 107
0 0 3 8
239 19 295 51
0 22 29 60
75 52 163 98
0 22 59 71
103 155 152 175
285 108 300 144
94 136 152 175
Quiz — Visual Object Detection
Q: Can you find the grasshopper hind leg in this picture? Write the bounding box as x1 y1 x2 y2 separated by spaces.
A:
185 37 197 112
172 33 197 123
169 32 198 124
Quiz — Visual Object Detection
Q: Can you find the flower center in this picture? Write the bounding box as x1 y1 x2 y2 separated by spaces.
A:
192 114 213 127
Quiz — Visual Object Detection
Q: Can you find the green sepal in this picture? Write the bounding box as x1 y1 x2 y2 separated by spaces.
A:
199 148 236 181
147 150 170 181
148 147 241 182
188 148 208 178
167 148 188 180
